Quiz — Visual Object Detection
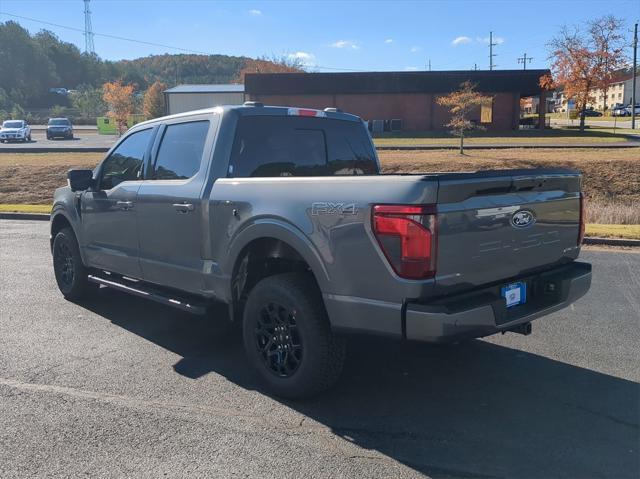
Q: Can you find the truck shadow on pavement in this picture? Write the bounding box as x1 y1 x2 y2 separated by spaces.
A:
79 288 639 479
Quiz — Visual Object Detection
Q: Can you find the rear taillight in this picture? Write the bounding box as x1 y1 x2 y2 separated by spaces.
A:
578 193 586 246
372 204 437 279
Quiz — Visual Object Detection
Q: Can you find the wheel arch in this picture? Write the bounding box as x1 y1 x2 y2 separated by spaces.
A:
225 220 331 322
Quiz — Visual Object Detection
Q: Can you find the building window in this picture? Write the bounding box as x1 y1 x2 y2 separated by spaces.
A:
619 93 622 99
480 98 493 123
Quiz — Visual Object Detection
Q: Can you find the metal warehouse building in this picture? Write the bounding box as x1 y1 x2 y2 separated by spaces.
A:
244 70 550 131
164 84 245 115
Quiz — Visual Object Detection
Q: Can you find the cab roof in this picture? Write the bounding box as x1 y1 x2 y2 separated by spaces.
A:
133 103 362 130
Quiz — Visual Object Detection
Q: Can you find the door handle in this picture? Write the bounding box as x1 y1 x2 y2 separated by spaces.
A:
173 203 195 213
116 200 134 210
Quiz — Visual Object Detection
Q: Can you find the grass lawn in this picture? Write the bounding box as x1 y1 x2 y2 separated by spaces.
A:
1 148 638 227
2 203 637 239
373 126 638 146
585 224 640 240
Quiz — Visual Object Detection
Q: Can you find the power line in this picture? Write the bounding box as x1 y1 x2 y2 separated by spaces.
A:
0 11 362 72
517 53 533 70
489 31 498 70
2 11 216 55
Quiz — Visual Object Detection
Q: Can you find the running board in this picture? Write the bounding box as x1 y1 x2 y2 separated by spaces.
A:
87 275 207 315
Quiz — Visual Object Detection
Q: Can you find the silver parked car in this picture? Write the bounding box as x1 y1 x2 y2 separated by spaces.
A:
0 119 32 143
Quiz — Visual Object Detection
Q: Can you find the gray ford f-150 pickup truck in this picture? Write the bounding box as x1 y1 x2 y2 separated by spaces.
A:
51 103 592 398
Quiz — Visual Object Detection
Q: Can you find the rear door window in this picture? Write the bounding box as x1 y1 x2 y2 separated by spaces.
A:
229 116 378 177
152 121 210 180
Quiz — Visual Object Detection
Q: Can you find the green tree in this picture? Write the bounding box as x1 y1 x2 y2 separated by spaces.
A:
0 21 57 104
71 85 106 119
143 81 167 119
10 104 26 119
49 105 67 118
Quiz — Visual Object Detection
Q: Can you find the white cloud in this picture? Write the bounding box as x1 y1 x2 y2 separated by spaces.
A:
384 38 393 44
287 51 316 66
404 66 419 71
477 35 504 45
330 40 359 50
451 36 472 46
248 9 262 16
410 46 421 53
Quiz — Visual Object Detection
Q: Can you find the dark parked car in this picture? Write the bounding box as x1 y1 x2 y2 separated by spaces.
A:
579 108 603 117
50 104 592 398
47 118 74 140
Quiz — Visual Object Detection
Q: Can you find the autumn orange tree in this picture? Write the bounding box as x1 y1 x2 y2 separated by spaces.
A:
437 81 490 155
547 16 627 130
143 81 167 119
103 80 135 134
234 55 305 83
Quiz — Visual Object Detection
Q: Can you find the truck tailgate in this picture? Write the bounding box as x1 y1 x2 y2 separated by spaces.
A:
434 169 582 295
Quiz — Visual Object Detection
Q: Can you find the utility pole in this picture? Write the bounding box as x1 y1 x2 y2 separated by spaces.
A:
517 53 533 70
632 22 638 130
473 63 478 71
428 59 431 71
489 31 498 70
83 0 95 55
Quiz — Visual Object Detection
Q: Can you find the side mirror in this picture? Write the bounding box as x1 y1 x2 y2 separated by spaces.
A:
68 169 94 191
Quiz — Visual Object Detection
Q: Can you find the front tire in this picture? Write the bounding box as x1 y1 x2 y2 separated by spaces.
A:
53 227 92 300
242 272 346 398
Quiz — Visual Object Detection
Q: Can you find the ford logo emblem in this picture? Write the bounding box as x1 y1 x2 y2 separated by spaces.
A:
511 209 535 228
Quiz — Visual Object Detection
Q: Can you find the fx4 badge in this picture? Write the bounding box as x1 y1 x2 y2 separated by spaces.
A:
511 209 536 228
311 202 358 216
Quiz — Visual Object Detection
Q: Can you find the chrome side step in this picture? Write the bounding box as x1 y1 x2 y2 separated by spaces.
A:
87 275 207 315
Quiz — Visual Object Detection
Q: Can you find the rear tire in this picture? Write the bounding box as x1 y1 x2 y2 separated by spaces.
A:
242 272 346 399
53 227 92 300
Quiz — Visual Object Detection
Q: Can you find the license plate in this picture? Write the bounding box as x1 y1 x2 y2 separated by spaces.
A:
501 282 527 308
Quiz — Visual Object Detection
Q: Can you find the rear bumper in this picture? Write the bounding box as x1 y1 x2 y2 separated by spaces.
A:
48 130 72 138
404 261 591 342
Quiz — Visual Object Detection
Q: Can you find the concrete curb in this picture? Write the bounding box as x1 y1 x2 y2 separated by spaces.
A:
1 212 638 246
582 237 640 247
0 212 50 221
0 147 109 153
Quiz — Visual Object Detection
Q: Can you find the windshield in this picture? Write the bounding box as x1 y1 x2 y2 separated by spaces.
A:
48 119 70 126
2 121 23 129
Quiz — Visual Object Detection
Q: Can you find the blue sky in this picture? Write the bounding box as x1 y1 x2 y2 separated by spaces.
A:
1 0 638 72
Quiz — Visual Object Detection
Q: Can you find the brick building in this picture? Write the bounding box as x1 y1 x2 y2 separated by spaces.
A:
245 70 550 131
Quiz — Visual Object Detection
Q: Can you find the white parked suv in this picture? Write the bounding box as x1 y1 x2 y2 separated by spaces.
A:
0 120 32 143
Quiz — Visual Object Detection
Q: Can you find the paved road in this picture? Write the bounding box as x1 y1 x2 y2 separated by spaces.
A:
1 220 638 479
0 131 116 151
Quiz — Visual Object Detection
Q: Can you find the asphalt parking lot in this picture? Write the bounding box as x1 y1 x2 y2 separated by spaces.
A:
0 130 115 150
1 220 638 478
